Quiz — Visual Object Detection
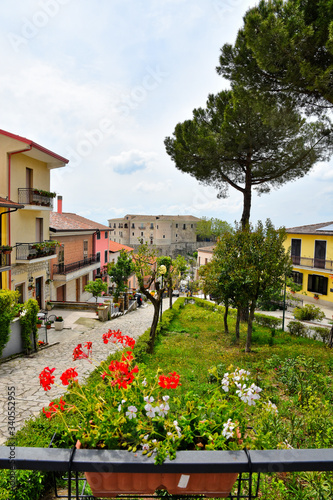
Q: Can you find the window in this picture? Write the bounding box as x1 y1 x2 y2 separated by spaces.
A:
82 274 88 292
96 252 100 262
191 224 194 229
291 271 303 286
140 223 145 229
119 231 123 237
163 235 165 238
36 218 43 242
183 224 186 230
113 223 116 228
141 232 144 236
132 232 134 236
105 232 108 239
104 250 108 263
131 223 135 228
83 240 88 259
96 231 100 240
308 274 328 295
150 223 154 229
119 223 123 228
157 225 159 229
175 224 178 228
176 234 178 238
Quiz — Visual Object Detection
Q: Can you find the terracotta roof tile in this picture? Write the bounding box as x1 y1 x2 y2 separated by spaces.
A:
109 241 133 252
50 212 111 232
286 221 333 235
0 197 24 209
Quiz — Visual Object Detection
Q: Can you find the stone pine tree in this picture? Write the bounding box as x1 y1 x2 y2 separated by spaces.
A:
165 86 329 229
217 0 333 113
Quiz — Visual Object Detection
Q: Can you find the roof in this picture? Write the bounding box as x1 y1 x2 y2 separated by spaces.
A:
108 214 200 222
197 245 215 253
50 212 112 232
0 129 68 167
286 222 333 236
109 241 134 253
0 197 24 209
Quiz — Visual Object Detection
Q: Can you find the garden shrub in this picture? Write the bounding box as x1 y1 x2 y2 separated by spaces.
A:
287 320 308 337
293 304 325 322
0 289 20 357
254 313 281 329
309 326 330 344
20 299 39 353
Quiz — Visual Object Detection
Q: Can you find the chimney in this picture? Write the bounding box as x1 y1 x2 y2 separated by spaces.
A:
57 195 63 214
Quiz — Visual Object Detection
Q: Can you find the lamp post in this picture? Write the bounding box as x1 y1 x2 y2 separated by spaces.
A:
158 265 167 322
282 276 287 331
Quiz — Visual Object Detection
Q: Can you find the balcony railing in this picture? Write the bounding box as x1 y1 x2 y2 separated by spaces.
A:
18 188 55 209
292 255 333 271
1 446 333 500
16 241 58 261
0 252 10 268
53 255 99 275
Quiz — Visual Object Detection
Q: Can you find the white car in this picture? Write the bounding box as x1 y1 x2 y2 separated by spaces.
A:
172 289 180 297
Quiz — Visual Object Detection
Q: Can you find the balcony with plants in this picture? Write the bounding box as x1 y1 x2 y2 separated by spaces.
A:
52 254 100 280
16 240 60 263
0 246 12 269
18 188 56 210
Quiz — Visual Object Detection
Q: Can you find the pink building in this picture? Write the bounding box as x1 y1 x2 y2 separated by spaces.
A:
49 197 112 302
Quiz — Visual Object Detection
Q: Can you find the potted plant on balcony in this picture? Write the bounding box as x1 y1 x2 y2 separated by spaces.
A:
36 319 43 329
0 245 13 254
38 331 271 498
54 316 64 331
45 321 52 330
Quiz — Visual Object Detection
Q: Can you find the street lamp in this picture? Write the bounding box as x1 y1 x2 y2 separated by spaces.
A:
158 265 167 322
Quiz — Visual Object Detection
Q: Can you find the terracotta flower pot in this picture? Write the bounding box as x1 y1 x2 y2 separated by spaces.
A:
77 441 237 498
84 470 238 498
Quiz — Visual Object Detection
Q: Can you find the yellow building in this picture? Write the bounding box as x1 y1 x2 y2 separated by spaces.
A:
286 222 333 306
0 129 68 308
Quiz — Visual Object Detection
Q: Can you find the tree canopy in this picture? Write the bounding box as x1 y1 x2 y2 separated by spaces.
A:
107 250 134 299
202 220 292 352
217 0 333 112
165 86 329 228
196 217 233 241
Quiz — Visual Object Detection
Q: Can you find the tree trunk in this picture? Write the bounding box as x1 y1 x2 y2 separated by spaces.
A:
147 302 160 354
169 286 173 309
235 308 241 342
245 301 256 353
223 302 229 334
241 167 252 229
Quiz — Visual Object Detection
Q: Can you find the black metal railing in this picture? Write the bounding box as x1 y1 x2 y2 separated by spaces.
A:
0 252 11 268
1 447 333 500
53 255 99 275
292 255 333 271
18 188 54 209
16 242 57 261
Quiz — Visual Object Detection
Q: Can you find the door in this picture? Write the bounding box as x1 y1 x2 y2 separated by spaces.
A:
56 285 66 301
291 239 301 265
35 277 43 309
76 279 80 302
314 240 326 269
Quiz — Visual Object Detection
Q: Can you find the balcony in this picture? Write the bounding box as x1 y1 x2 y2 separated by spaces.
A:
16 241 58 263
18 188 55 210
53 255 100 281
0 252 11 270
292 255 333 271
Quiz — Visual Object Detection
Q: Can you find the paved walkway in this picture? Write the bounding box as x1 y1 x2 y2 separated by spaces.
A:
0 302 156 445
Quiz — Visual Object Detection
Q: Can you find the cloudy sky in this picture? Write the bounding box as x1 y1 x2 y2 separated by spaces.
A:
1 0 332 229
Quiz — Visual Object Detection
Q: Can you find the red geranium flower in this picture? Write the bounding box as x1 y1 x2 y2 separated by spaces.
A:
39 367 56 391
60 367 78 385
158 371 181 389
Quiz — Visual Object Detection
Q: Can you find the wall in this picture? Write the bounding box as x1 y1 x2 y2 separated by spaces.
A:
1 317 26 359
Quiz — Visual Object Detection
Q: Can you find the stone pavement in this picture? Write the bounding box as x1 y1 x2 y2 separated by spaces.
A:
0 301 156 445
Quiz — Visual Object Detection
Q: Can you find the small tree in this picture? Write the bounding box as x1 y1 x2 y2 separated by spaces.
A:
196 217 233 241
132 243 171 353
107 250 134 300
84 278 108 303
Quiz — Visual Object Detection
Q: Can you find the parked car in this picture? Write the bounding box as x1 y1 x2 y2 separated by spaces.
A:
172 289 180 297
